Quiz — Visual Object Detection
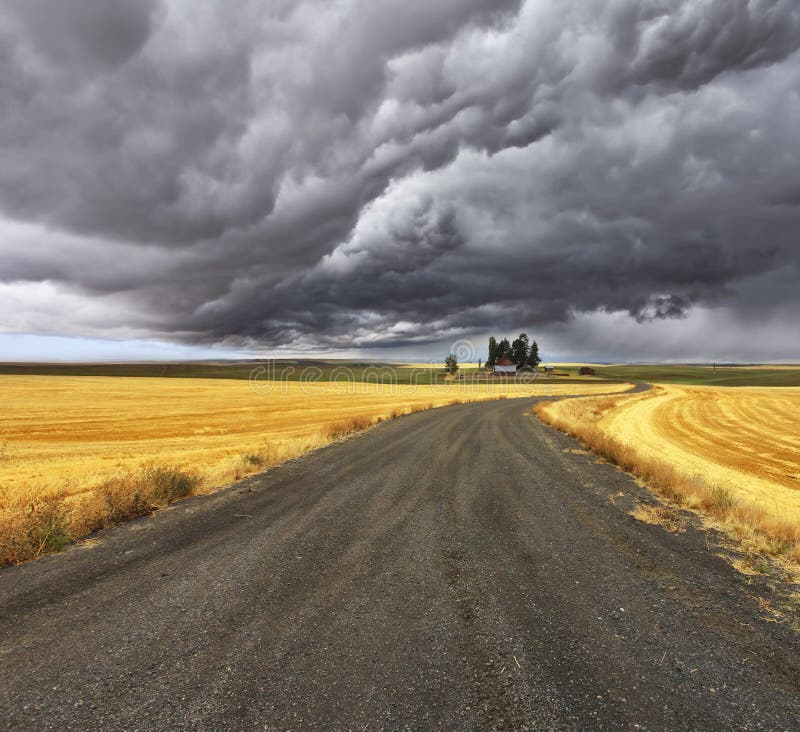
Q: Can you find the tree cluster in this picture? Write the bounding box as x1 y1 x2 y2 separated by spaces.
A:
486 333 540 369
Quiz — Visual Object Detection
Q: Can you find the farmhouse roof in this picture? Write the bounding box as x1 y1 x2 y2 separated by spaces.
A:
496 356 516 366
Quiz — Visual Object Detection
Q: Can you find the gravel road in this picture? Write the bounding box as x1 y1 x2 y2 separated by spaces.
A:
2 396 799 730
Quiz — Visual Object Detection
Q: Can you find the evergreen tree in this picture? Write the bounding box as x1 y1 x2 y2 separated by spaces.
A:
487 336 498 366
497 338 511 361
511 333 530 368
528 340 540 369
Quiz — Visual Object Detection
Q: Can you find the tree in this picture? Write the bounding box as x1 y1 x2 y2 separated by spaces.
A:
528 339 540 369
496 338 511 361
511 333 530 368
444 353 458 374
487 336 498 367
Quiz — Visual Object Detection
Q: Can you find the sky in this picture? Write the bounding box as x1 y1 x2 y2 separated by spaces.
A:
1 0 799 363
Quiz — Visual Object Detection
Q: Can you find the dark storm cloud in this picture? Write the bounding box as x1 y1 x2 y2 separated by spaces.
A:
1 0 799 357
8 0 158 68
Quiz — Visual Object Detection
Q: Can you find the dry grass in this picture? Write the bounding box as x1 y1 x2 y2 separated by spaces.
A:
630 504 686 533
0 465 201 565
0 375 630 565
323 415 375 440
536 387 800 568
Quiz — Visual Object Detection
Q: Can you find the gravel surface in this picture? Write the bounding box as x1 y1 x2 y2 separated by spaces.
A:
1 396 799 730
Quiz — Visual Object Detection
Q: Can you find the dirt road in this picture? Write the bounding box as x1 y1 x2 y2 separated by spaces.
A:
2 397 799 729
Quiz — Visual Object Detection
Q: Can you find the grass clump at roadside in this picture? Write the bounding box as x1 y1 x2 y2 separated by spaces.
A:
323 415 375 440
630 504 687 533
536 394 800 570
0 465 201 565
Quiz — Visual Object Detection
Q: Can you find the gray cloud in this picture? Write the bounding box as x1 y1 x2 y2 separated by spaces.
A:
7 0 159 68
0 0 799 359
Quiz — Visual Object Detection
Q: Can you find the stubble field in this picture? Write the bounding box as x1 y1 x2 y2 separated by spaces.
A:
602 386 800 507
0 374 631 564
537 385 800 567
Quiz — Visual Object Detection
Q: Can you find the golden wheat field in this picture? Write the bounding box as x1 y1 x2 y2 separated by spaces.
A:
0 375 631 564
601 386 800 513
0 375 633 493
537 385 800 565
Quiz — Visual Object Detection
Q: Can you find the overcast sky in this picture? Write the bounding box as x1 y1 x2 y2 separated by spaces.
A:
1 0 799 363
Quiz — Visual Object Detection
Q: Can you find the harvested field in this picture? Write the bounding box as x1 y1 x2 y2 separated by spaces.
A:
602 386 800 509
0 375 631 564
537 386 800 566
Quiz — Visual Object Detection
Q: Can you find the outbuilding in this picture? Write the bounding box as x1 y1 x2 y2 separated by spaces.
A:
494 356 517 375
579 367 596 376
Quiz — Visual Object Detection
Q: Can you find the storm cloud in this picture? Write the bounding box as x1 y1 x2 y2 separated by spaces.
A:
1 0 799 359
